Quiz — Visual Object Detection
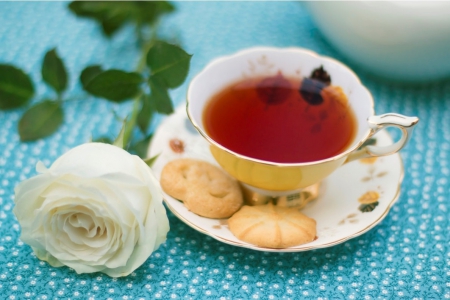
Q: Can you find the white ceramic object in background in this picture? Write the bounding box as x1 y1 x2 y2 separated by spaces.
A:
305 1 450 81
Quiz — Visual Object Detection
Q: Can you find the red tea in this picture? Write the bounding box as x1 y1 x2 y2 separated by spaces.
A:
202 71 357 163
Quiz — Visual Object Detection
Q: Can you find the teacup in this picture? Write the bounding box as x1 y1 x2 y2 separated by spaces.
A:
186 47 418 205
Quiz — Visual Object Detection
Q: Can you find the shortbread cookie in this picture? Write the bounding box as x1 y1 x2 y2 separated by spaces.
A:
160 158 201 200
228 203 316 248
160 158 243 218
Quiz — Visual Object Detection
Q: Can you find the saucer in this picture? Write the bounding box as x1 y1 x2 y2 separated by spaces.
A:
148 106 404 252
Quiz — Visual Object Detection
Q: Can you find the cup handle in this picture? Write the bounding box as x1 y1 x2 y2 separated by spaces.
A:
345 113 419 163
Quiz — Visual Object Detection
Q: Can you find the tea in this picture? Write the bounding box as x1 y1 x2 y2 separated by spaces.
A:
202 71 357 163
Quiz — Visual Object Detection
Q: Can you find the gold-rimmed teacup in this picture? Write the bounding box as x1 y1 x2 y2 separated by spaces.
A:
186 47 418 206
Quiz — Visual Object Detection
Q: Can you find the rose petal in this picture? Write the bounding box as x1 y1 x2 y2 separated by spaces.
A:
35 201 118 263
41 177 135 227
14 142 170 277
68 212 95 233
33 246 64 268
100 156 170 277
104 221 138 269
14 173 56 228
64 213 109 248
35 160 49 173
49 143 145 179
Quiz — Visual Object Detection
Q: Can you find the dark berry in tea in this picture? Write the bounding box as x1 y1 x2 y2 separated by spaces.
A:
310 65 331 85
203 70 357 163
299 66 331 106
299 78 327 106
257 71 291 105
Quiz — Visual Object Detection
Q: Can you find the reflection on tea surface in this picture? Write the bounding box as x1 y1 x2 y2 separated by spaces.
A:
203 68 357 163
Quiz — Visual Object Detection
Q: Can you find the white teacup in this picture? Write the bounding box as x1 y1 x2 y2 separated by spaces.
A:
186 47 418 203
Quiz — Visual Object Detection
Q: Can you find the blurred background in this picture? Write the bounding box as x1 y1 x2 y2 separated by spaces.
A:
0 2 448 299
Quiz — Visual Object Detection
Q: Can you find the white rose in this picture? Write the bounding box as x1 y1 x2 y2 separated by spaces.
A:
13 143 169 277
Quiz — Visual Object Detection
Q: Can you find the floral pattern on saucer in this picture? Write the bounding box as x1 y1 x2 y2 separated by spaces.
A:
148 107 404 252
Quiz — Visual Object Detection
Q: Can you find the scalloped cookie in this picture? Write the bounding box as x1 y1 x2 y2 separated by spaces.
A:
228 203 316 248
160 158 243 218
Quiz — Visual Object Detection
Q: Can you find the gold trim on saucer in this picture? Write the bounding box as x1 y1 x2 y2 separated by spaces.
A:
161 153 404 253
162 184 402 253
150 106 405 253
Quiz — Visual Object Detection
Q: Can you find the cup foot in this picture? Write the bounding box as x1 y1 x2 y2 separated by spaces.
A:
240 182 321 209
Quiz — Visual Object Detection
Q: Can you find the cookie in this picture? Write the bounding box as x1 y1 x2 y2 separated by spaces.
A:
160 158 243 218
160 158 199 201
228 203 316 248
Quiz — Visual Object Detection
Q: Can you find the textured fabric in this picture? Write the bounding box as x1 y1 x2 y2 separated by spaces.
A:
0 2 448 299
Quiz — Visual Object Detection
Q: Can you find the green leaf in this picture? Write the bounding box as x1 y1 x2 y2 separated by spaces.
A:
93 136 112 144
101 12 129 36
68 1 131 37
113 120 126 148
0 64 34 110
112 99 140 149
130 134 153 159
134 1 175 25
69 1 116 18
123 99 140 146
146 41 192 89
137 94 155 133
85 70 142 102
68 1 175 36
148 77 173 114
18 100 63 141
42 48 68 94
143 153 160 167
80 65 103 90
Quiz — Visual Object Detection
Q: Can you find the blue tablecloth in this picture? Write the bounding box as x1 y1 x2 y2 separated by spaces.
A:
0 2 448 299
